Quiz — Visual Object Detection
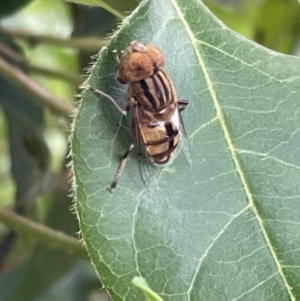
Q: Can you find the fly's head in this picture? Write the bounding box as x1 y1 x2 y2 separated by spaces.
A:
116 41 165 84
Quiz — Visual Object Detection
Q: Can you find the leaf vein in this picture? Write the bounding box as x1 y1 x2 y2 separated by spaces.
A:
171 0 296 299
235 149 300 170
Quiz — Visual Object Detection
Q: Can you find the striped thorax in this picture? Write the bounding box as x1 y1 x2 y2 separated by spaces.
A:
127 67 176 113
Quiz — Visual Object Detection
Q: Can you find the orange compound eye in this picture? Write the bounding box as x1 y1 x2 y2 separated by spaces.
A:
146 45 165 68
117 52 154 83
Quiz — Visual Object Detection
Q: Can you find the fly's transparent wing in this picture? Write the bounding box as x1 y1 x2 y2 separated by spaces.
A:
137 135 161 188
137 143 159 188
132 107 161 188
178 101 192 164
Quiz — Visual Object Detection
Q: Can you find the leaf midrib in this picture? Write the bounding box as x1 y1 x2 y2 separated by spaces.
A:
171 0 295 299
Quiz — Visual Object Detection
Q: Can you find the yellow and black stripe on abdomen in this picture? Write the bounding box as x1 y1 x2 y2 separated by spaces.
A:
148 121 179 164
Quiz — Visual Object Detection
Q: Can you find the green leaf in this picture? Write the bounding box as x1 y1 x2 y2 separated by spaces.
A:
6 191 83 301
255 0 300 54
34 262 100 301
0 262 28 301
66 0 139 18
72 0 300 300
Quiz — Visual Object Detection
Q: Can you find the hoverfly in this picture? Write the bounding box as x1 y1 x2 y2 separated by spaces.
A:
86 41 190 191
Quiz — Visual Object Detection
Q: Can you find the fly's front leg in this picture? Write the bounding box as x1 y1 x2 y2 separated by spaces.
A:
85 49 126 114
112 49 120 65
85 84 127 116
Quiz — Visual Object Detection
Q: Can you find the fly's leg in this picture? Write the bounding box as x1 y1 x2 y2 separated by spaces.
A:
85 84 127 116
84 48 125 115
108 143 134 192
178 99 189 112
108 110 136 192
112 49 120 65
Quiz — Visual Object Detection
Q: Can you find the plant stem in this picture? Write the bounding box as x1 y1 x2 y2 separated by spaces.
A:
0 27 107 52
0 57 75 119
0 207 87 258
0 42 82 85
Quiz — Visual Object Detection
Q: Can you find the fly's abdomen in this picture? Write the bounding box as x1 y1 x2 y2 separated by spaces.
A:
141 119 179 164
129 68 176 112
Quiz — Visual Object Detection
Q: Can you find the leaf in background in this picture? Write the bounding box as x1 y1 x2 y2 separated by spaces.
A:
72 5 116 37
0 0 31 18
66 0 139 18
0 262 28 301
72 0 300 300
34 261 100 301
71 5 116 72
3 187 96 301
1 0 78 101
0 72 49 204
203 0 260 40
255 0 300 54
